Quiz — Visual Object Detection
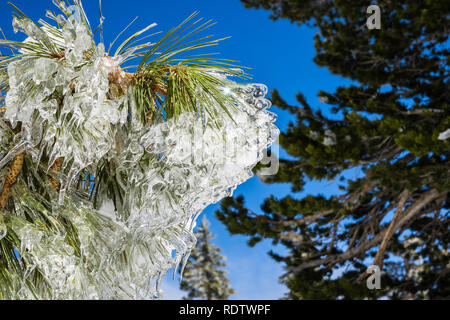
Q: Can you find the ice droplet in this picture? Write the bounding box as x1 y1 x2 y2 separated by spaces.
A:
438 129 450 141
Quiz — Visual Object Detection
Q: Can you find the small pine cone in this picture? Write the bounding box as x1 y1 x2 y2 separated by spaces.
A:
49 158 62 192
0 152 25 209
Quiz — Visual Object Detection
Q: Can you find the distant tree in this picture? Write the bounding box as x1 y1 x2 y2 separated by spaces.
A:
180 216 235 300
217 0 450 299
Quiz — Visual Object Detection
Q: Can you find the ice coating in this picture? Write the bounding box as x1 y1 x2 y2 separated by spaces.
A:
0 4 279 299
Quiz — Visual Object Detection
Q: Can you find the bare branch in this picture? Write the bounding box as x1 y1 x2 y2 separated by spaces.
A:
373 189 410 270
290 189 441 274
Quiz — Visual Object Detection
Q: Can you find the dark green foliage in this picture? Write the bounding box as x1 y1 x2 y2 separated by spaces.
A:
217 0 450 299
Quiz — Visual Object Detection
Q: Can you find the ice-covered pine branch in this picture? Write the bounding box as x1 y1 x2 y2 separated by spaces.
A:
0 1 278 299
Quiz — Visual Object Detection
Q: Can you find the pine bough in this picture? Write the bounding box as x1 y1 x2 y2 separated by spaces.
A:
0 0 278 299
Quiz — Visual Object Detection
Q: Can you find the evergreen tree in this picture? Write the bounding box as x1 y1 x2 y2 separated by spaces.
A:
180 216 235 300
217 1 450 299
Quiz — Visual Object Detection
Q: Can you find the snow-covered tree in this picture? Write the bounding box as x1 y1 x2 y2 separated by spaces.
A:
180 216 235 300
0 1 278 299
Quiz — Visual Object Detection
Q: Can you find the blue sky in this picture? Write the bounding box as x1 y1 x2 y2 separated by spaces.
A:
0 0 349 299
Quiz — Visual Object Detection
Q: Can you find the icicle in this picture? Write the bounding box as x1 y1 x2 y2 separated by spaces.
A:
0 215 7 240
98 0 105 44
178 251 191 283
